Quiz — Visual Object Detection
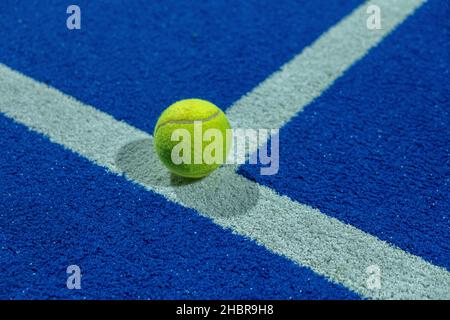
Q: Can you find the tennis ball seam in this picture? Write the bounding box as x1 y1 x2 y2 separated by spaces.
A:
154 111 220 132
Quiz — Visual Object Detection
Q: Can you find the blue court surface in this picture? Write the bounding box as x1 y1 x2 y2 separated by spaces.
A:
0 0 448 299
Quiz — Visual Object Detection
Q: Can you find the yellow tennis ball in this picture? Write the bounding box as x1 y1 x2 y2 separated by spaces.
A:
153 99 232 178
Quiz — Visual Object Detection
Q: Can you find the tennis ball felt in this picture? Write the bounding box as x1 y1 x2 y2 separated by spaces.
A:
153 99 231 178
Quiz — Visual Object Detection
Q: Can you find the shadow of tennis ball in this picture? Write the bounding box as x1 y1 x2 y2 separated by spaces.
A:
115 138 172 188
115 139 260 218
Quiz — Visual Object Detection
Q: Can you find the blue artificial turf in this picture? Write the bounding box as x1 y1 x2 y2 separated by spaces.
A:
0 0 362 134
0 114 359 299
239 0 450 270
2 0 447 299
0 0 368 300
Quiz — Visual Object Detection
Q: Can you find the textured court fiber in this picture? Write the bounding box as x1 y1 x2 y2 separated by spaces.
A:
0 0 448 299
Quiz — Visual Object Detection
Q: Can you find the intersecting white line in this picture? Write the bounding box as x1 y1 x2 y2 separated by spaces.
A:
2 0 448 299
226 0 427 152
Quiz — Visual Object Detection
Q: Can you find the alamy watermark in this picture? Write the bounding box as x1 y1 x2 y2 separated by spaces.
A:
366 264 381 290
366 5 382 30
66 264 82 289
170 123 279 176
66 5 81 30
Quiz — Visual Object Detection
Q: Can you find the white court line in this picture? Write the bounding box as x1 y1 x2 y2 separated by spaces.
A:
2 0 449 299
227 0 427 151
